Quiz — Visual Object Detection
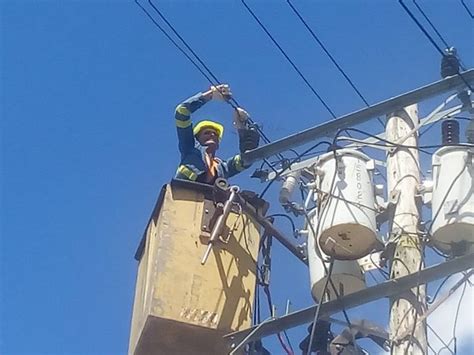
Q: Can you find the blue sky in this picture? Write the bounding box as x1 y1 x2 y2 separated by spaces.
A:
2 0 473 354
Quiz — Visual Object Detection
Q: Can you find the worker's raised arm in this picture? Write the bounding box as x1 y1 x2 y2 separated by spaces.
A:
223 108 260 178
174 84 231 154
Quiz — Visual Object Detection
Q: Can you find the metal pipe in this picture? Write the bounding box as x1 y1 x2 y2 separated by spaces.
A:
201 185 240 265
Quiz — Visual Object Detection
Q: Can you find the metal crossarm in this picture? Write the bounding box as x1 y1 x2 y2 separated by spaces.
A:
242 70 474 165
224 252 474 349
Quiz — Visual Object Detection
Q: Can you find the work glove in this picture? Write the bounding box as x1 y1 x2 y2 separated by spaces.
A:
233 107 250 130
210 84 232 101
238 127 260 153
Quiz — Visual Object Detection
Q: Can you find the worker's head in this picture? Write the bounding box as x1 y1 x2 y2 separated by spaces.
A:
193 120 224 151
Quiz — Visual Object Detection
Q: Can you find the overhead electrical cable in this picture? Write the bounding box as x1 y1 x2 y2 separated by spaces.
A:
460 0 474 19
285 0 385 128
240 0 337 119
145 0 280 151
398 0 449 57
412 0 450 51
134 0 287 169
398 0 473 91
413 0 468 71
134 0 216 84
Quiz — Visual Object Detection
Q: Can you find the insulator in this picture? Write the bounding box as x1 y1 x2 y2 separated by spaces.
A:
440 48 460 78
441 119 460 145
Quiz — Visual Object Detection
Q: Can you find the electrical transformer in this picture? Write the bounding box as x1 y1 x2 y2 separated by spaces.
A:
306 212 366 302
315 149 378 260
430 146 474 254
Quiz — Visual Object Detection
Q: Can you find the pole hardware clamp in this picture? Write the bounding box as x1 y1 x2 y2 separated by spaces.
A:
201 185 240 265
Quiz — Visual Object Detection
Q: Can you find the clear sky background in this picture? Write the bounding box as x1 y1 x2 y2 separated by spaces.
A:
2 0 473 354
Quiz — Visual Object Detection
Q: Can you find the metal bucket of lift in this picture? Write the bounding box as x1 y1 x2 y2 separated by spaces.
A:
430 146 474 254
306 212 365 302
315 149 378 260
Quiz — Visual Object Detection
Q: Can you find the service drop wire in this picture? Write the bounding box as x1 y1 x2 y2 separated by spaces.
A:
258 141 332 199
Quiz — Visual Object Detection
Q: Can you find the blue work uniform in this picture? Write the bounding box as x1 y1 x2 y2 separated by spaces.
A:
174 92 248 184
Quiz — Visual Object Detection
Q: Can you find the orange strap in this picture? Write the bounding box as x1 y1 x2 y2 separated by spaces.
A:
204 153 218 183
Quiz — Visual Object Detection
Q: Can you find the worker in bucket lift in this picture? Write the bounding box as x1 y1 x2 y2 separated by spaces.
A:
174 84 260 184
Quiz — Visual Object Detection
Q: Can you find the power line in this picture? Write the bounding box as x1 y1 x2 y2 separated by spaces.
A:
285 0 385 128
240 0 337 119
412 0 450 50
460 0 474 19
136 0 277 150
133 0 216 85
398 0 445 57
145 0 279 149
412 0 468 72
135 0 289 167
398 0 473 91
146 0 227 97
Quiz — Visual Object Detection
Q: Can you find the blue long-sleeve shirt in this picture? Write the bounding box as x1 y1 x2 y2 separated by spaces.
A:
174 92 247 183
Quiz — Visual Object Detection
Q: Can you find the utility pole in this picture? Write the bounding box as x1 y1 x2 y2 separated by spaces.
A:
387 105 427 354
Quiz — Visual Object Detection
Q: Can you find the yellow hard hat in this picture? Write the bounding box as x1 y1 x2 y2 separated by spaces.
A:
193 120 224 141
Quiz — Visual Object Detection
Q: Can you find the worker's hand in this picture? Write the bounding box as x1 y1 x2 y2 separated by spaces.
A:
210 84 232 101
233 108 249 130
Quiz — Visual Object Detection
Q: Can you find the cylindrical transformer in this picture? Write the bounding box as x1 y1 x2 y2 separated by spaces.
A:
306 212 365 302
431 146 474 254
315 149 378 260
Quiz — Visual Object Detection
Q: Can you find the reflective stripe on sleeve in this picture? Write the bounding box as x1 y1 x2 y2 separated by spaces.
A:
175 105 191 116
234 154 245 172
177 165 198 181
175 118 192 128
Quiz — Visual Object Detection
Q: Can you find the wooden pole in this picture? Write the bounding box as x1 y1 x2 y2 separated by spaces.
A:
386 105 427 354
